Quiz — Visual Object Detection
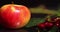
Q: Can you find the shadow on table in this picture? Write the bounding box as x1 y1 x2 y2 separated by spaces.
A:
0 26 38 32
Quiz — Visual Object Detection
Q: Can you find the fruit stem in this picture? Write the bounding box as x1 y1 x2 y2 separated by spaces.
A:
11 1 14 6
12 1 14 4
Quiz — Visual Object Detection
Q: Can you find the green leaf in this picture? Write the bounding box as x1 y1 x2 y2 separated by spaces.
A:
25 18 45 27
49 26 57 32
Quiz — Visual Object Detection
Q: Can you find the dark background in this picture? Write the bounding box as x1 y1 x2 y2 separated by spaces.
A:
0 0 60 9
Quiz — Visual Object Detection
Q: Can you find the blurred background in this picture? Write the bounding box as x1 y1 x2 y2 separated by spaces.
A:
0 0 60 17
0 0 60 13
0 0 60 32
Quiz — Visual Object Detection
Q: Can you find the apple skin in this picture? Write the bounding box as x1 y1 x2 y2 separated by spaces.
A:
0 4 31 29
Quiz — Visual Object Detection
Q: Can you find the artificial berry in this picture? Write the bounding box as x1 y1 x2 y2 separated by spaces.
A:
55 21 60 28
50 17 57 22
44 22 54 28
37 23 45 29
55 17 60 22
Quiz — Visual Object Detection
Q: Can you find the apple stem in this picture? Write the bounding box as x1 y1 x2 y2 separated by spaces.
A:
12 1 14 4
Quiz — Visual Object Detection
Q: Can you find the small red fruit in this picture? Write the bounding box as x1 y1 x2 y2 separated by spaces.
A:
50 17 57 22
37 23 45 29
55 17 60 27
55 21 60 27
56 23 60 27
0 4 31 29
55 17 60 22
44 22 53 28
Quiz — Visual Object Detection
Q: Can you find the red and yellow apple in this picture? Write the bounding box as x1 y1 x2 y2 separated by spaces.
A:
0 4 31 29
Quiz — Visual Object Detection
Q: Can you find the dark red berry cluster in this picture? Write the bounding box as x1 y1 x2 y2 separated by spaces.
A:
37 17 60 29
